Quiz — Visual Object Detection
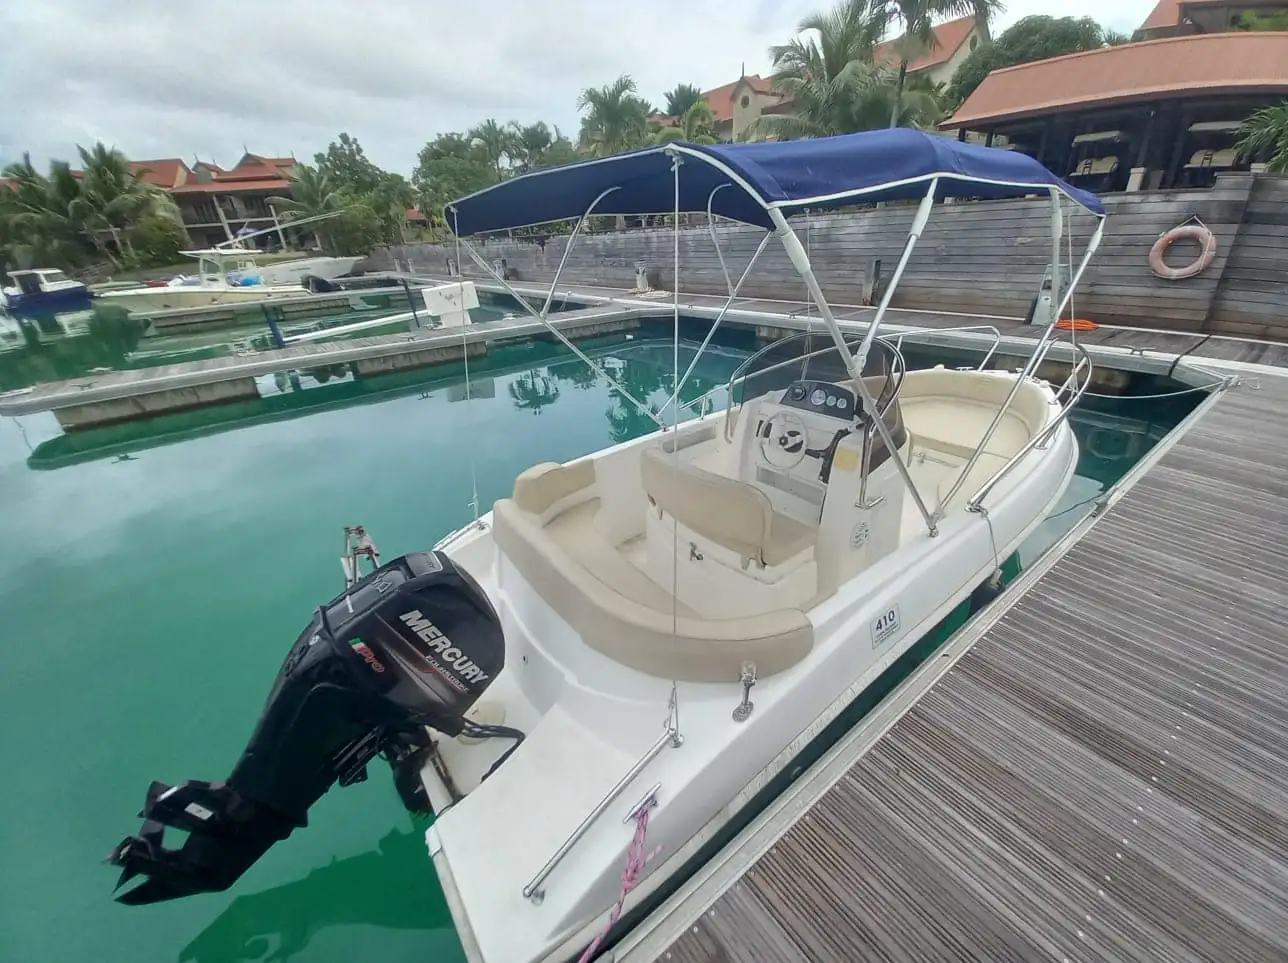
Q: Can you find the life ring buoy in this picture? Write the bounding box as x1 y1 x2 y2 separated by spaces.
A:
1150 224 1216 280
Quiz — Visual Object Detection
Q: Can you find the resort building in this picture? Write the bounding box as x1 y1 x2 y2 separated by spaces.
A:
666 15 987 142
129 154 299 249
941 2 1288 193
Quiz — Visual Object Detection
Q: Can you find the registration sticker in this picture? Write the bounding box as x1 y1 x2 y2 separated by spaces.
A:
871 604 901 649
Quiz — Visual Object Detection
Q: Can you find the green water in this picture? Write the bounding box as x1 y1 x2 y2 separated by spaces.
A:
0 334 1198 963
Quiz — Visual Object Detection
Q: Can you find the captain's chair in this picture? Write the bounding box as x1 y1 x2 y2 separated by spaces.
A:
640 447 815 570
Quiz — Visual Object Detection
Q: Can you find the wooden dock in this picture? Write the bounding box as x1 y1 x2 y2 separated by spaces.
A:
614 374 1288 962
0 303 645 428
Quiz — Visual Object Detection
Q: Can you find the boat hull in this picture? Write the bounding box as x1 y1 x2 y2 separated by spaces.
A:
2 285 92 317
97 285 313 313
423 380 1079 963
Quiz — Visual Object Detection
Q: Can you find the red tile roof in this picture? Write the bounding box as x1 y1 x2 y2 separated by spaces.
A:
129 158 191 190
705 75 777 123
876 15 978 73
943 31 1288 129
1139 0 1181 31
169 153 297 193
406 207 428 222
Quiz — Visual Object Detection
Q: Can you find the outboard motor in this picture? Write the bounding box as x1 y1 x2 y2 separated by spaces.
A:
107 550 508 905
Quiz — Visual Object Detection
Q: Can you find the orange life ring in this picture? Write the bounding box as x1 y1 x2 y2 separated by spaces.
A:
1149 224 1216 280
1056 318 1098 332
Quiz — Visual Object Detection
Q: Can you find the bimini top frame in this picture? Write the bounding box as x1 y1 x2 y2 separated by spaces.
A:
445 129 1107 538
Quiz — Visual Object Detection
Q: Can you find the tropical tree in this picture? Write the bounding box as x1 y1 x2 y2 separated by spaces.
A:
412 133 497 231
268 164 343 251
654 101 719 144
1 155 90 268
577 75 653 156
1237 102 1288 173
314 132 384 195
663 83 705 118
947 16 1121 106
469 119 515 181
76 143 169 259
874 0 1004 127
754 0 939 139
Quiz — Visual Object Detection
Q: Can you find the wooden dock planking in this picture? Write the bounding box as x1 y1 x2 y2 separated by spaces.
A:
651 381 1288 963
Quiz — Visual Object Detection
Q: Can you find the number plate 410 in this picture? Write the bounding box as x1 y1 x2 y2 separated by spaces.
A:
871 604 902 649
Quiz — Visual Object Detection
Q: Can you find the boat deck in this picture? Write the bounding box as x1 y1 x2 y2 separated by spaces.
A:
618 374 1288 962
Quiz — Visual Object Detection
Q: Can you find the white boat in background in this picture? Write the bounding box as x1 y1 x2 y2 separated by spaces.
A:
107 130 1107 963
96 248 313 313
255 254 363 286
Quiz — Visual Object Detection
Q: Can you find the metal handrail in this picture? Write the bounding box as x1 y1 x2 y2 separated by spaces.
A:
892 325 1003 371
522 718 683 903
967 341 1094 512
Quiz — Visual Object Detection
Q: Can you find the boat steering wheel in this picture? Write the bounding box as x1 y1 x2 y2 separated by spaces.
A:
759 410 809 470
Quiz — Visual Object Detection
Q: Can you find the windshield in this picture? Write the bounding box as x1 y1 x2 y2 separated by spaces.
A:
729 330 900 414
42 271 69 284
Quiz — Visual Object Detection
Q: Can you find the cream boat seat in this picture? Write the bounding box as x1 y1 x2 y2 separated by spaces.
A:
492 459 813 683
640 446 815 569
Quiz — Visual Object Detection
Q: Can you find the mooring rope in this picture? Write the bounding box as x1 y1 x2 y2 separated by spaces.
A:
576 801 656 963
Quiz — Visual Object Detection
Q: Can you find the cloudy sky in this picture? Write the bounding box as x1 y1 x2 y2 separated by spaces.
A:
1 0 1156 175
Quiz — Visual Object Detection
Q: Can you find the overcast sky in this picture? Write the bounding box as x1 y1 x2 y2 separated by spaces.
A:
1 0 1156 175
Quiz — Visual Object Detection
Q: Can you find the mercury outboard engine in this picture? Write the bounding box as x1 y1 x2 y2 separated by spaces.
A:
107 550 509 905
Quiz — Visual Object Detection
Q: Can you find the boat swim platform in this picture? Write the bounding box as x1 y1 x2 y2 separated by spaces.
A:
0 304 647 430
608 373 1288 962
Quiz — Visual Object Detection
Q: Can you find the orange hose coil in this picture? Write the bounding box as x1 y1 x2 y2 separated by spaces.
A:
1149 224 1217 280
1056 318 1098 332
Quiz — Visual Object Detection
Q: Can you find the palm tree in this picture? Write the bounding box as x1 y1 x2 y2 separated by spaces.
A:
469 119 514 182
76 143 167 259
663 83 704 118
268 165 342 252
508 121 554 172
2 155 92 268
1237 101 1288 173
577 75 654 156
755 1 941 139
654 102 719 144
874 0 1004 128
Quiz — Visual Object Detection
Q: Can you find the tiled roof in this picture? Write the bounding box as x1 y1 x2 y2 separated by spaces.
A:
942 31 1288 129
875 15 978 73
706 75 777 123
1139 0 1181 31
129 158 191 189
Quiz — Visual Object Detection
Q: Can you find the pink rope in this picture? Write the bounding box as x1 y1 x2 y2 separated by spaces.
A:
577 802 655 963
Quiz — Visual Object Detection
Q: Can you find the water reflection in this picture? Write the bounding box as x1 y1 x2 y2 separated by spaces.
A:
507 369 561 415
180 827 451 963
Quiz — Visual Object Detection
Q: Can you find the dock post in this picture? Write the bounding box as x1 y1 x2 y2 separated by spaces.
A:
262 305 286 348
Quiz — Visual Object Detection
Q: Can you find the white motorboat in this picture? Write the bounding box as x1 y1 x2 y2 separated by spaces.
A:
106 130 1106 961
96 249 312 313
254 254 363 286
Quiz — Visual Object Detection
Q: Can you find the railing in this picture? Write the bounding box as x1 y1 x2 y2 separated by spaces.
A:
891 325 1003 371
522 712 683 904
967 341 1093 512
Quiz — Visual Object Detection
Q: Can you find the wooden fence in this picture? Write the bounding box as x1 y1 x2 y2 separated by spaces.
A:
369 172 1288 341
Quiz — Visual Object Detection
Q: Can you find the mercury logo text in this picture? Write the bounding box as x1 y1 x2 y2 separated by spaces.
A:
399 610 490 685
